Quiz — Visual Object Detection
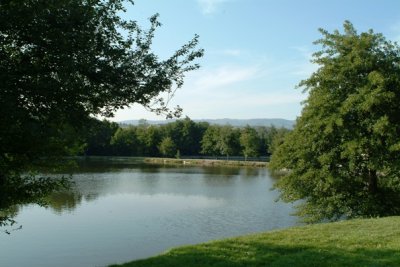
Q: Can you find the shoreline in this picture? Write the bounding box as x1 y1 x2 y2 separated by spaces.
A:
143 157 268 168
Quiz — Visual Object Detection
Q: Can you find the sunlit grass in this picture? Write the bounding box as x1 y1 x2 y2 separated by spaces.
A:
110 216 400 267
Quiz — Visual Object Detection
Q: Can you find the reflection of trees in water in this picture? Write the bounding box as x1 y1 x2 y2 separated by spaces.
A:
75 157 158 173
0 205 19 219
1 186 101 230
1 160 267 232
241 168 261 177
201 167 263 187
202 166 262 178
201 167 240 187
203 166 240 177
41 158 157 214
0 158 160 230
138 164 162 173
46 191 83 214
0 205 21 234
0 172 69 231
46 180 101 214
46 187 101 214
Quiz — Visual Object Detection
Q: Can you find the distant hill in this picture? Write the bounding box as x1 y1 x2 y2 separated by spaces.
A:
119 118 295 129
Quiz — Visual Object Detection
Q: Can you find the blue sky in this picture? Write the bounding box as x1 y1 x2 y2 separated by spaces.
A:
112 0 400 121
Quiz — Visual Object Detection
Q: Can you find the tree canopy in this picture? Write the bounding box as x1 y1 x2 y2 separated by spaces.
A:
270 21 400 222
240 126 261 160
0 0 203 227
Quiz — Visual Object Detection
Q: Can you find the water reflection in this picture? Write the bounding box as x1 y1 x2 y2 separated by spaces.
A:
44 158 268 214
70 157 153 173
202 166 241 176
46 192 82 213
0 157 298 267
45 191 101 214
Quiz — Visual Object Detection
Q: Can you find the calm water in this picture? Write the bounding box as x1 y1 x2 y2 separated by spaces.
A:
0 158 298 267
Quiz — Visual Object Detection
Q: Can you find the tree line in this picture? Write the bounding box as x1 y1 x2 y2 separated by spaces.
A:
81 118 290 160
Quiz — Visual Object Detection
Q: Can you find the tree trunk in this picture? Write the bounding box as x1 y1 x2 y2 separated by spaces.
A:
368 169 378 194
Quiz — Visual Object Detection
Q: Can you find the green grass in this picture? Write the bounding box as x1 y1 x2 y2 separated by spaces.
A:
110 216 400 267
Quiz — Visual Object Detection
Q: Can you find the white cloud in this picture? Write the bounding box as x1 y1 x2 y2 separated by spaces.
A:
290 60 318 77
288 46 318 78
193 65 260 91
220 49 242 56
291 46 313 57
197 0 229 14
169 87 305 120
207 48 247 58
111 54 314 121
161 63 307 120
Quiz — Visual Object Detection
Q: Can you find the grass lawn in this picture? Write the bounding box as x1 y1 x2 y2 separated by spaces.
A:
110 216 400 267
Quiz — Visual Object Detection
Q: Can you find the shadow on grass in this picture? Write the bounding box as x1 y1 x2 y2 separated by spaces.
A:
110 240 400 267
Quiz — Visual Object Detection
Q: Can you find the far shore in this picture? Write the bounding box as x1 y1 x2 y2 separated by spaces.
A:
143 157 268 168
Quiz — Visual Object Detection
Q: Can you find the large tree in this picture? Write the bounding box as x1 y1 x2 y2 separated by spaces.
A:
110 127 139 156
201 125 220 156
0 0 202 226
217 125 240 160
270 21 400 222
158 136 177 158
83 118 119 156
239 126 260 160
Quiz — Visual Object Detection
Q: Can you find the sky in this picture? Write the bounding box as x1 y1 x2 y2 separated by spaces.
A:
111 0 400 122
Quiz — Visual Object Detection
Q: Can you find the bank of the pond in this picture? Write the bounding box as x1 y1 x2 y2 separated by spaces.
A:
110 216 400 267
143 157 268 168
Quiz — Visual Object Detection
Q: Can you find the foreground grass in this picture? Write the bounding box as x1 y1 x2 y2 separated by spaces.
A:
110 217 400 267
143 157 267 168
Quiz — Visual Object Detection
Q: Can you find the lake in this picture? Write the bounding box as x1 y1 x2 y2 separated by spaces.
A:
0 157 298 267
